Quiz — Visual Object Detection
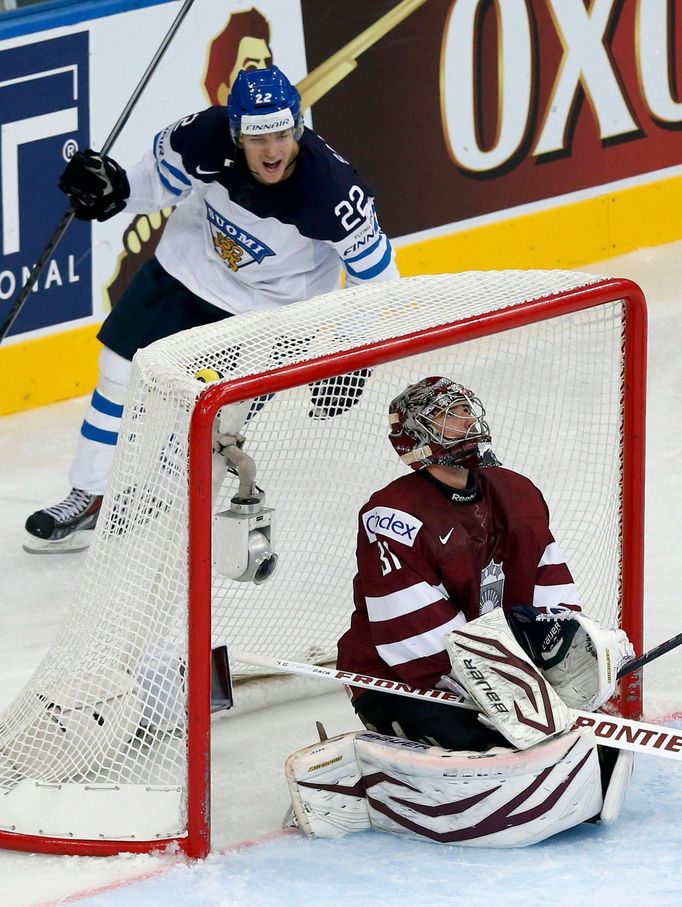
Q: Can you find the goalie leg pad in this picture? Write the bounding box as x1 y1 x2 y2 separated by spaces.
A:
285 728 607 846
445 608 571 749
285 732 371 837
356 729 604 847
599 747 634 824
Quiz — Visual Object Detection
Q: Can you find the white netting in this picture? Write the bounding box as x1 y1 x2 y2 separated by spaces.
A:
0 271 636 845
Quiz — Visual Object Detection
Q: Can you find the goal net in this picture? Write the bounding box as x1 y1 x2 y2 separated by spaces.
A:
0 271 646 857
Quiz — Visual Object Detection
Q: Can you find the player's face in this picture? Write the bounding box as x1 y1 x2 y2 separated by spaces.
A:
240 129 299 184
431 402 478 441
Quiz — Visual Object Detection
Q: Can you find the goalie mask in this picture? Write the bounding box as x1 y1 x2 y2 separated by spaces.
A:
388 376 501 470
227 65 304 142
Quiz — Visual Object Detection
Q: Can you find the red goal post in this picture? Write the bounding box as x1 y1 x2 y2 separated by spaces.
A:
0 271 646 859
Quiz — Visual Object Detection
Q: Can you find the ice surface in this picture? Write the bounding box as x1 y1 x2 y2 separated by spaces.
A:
69 740 682 907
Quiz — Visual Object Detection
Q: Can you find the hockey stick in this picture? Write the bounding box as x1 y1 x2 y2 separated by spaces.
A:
0 0 196 344
231 648 682 762
233 632 677 703
231 649 477 710
617 630 682 679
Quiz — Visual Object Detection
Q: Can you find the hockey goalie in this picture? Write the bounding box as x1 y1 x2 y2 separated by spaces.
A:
285 376 635 847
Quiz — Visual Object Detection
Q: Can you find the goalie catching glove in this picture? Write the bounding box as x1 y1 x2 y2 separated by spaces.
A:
59 149 130 221
509 605 634 711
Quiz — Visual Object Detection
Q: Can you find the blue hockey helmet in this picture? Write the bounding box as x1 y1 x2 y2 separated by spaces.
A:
227 66 303 143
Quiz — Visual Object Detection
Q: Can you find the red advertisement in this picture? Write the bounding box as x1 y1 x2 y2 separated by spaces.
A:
300 0 682 238
103 0 682 311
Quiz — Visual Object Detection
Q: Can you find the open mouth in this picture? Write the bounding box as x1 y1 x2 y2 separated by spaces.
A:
262 160 282 174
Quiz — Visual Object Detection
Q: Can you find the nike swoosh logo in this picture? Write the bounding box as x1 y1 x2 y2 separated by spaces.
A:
196 165 220 175
439 528 454 545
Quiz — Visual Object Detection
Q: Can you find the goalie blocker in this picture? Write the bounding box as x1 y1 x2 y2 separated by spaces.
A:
508 605 635 711
445 608 634 749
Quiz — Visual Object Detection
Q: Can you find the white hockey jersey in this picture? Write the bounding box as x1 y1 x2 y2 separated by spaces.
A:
124 106 399 313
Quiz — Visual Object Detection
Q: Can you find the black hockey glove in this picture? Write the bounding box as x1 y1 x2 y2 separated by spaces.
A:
508 604 580 669
59 149 130 221
308 368 372 420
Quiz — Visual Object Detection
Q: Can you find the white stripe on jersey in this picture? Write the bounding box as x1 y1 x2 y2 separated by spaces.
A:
158 158 192 197
365 581 449 622
538 542 567 567
344 232 394 283
375 612 467 667
533 582 581 608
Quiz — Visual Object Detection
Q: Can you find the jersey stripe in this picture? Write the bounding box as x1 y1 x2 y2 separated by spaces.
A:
538 542 567 566
157 159 192 196
365 581 448 621
345 241 394 280
533 582 581 608
375 612 467 666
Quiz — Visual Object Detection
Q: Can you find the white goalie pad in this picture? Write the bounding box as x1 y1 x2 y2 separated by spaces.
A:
445 608 571 749
600 748 634 824
542 613 635 711
286 728 607 847
285 732 371 836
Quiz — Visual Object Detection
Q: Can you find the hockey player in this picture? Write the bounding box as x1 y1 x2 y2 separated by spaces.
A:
283 377 636 846
25 65 398 553
336 376 633 749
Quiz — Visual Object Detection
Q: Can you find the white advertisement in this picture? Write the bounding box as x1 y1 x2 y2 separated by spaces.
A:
0 0 308 340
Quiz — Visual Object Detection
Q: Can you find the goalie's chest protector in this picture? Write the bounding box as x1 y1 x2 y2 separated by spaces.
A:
341 468 555 695
357 468 552 621
469 468 554 616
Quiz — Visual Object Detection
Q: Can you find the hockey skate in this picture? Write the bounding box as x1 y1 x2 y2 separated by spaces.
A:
24 488 103 554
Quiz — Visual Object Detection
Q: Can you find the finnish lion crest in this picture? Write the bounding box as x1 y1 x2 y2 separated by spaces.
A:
206 201 274 270
213 233 244 271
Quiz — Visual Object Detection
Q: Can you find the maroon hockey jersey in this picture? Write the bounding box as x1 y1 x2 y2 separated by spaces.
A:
337 467 580 701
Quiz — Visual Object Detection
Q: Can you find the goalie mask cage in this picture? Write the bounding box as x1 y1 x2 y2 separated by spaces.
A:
0 271 645 859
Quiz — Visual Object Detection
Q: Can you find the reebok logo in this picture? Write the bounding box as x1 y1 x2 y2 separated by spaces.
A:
439 528 454 545
363 507 422 547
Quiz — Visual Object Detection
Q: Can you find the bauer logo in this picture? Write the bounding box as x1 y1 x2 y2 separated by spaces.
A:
205 202 275 271
0 32 91 337
363 507 422 547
